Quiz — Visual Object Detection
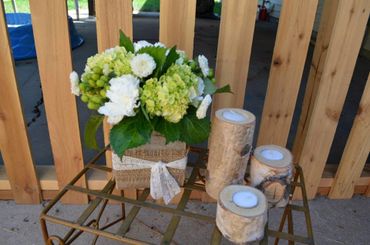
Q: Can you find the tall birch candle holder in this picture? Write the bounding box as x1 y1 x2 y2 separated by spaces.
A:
206 108 256 200
250 145 293 207
216 185 267 243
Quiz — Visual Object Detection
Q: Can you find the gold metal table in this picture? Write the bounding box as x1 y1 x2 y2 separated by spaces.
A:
40 146 314 244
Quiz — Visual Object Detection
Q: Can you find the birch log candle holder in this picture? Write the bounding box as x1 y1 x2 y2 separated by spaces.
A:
250 145 293 207
206 108 256 200
216 185 267 243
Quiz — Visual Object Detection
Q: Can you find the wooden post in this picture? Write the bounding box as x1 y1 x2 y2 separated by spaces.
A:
293 0 370 199
329 74 370 199
0 2 41 204
95 0 133 169
293 0 340 162
95 0 136 200
159 0 196 58
29 0 87 204
257 0 318 146
212 0 257 111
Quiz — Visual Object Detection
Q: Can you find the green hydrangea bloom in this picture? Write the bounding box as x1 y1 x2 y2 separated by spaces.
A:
141 64 199 123
79 46 134 108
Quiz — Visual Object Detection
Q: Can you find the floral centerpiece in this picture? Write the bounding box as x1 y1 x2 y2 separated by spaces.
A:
70 30 230 156
70 31 230 203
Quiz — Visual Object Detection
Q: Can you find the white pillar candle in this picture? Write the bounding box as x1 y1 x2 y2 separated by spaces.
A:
232 191 258 208
260 149 284 161
222 110 246 122
206 108 256 200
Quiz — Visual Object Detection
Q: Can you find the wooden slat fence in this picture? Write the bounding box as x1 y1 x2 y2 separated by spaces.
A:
0 0 369 203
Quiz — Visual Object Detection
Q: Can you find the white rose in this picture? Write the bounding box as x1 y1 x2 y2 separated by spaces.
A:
98 75 140 125
196 94 212 119
197 77 205 95
189 77 205 107
198 55 209 77
134 40 152 52
69 71 80 96
130 53 156 78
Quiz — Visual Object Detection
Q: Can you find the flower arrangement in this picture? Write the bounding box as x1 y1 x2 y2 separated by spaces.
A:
70 31 230 157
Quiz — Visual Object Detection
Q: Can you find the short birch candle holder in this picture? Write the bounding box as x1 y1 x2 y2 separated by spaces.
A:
206 108 256 200
250 145 293 207
216 185 267 243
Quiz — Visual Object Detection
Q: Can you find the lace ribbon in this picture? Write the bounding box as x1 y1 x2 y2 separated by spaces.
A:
112 154 187 204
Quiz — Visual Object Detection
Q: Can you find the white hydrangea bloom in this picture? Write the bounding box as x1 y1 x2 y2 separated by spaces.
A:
154 42 166 48
196 94 212 119
198 55 209 77
69 71 80 96
134 40 152 52
130 53 156 78
98 75 140 125
176 50 186 65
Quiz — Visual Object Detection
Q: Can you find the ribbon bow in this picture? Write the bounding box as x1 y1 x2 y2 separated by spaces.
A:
113 154 187 204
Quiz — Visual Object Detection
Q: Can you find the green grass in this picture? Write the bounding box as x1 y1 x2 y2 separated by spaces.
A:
3 0 221 15
3 0 88 13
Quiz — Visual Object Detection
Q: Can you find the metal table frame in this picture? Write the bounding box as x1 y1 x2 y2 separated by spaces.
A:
40 146 315 245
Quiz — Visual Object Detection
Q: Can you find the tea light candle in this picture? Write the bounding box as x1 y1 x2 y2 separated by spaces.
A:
250 145 293 207
261 149 284 161
216 185 267 243
232 191 258 208
222 110 246 122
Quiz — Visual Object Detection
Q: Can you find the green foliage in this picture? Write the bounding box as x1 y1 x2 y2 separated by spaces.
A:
153 109 210 145
203 77 217 95
215 84 232 94
161 46 179 76
84 114 104 150
119 30 134 53
154 117 181 143
110 110 153 157
179 112 211 145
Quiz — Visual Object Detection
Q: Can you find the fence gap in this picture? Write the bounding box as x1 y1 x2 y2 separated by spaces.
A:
0 2 41 204
257 0 318 147
293 0 370 199
29 0 87 204
212 0 257 111
159 0 196 58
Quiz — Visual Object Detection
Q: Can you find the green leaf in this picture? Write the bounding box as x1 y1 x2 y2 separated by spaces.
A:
84 114 104 150
119 30 134 53
154 117 181 144
180 113 211 145
110 111 153 157
215 84 232 94
141 104 150 122
203 77 217 95
161 46 179 76
137 46 167 78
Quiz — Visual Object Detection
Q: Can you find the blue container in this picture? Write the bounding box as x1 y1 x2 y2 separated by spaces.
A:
6 13 84 60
